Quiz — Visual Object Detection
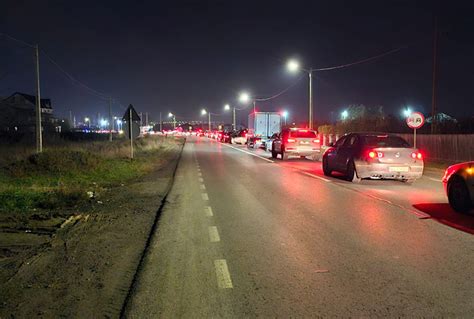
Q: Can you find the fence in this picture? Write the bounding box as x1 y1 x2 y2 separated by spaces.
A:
320 133 474 163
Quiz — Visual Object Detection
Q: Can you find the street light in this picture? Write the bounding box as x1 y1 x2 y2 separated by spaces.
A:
239 92 250 103
341 110 349 120
168 112 176 129
403 107 412 118
287 58 314 129
224 104 237 130
100 119 108 129
282 110 289 126
201 108 211 131
287 59 300 73
84 117 90 128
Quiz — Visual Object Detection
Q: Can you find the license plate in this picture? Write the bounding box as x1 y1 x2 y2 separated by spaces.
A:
300 141 309 144
389 166 409 172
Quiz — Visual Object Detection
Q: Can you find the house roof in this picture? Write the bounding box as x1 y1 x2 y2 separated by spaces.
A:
3 92 52 109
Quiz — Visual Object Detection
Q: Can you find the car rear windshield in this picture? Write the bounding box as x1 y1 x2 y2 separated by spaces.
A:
289 130 317 138
362 135 410 148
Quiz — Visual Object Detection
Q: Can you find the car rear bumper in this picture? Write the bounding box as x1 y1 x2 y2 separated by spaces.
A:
355 161 424 180
285 147 321 157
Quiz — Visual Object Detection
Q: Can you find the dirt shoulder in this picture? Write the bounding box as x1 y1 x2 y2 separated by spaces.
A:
0 138 184 318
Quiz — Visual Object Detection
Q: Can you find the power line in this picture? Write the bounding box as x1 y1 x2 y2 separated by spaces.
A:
40 49 110 99
314 47 404 71
255 75 305 102
0 32 35 48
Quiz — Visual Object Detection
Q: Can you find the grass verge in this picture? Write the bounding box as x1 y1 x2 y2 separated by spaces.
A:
0 136 182 214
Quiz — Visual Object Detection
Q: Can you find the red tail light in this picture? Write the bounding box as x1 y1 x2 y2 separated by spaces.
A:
411 152 423 160
287 138 296 143
368 150 383 159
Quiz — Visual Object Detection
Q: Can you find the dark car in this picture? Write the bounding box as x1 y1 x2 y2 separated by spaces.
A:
442 161 474 213
322 133 423 183
218 131 232 143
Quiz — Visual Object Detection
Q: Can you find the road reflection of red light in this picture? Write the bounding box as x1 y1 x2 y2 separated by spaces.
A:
414 203 474 235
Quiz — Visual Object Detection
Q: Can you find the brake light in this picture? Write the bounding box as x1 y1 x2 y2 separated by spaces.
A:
368 150 383 159
287 138 296 143
411 152 423 160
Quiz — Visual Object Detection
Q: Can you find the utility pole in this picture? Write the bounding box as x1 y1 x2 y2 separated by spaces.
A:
145 112 149 126
309 70 313 129
232 107 236 130
431 16 439 134
208 112 211 131
73 115 76 128
34 44 42 153
139 112 143 126
109 97 113 141
159 112 162 131
69 110 73 127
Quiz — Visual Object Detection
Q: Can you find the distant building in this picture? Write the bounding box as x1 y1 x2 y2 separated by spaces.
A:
0 92 57 133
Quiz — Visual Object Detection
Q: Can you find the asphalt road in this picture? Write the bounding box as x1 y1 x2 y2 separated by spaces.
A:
126 136 474 318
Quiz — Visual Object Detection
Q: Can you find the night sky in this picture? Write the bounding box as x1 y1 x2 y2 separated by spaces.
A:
1 0 473 126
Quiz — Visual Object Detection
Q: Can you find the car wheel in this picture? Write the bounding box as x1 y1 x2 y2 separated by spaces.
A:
322 157 332 176
281 148 288 160
346 160 361 183
448 176 471 213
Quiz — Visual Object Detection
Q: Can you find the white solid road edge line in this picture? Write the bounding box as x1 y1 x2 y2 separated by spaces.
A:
221 143 274 163
214 259 233 289
201 193 209 201
208 226 221 242
302 171 331 182
205 206 213 217
427 177 442 182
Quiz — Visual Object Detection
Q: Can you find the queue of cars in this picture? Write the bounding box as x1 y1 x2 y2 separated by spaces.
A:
200 128 473 213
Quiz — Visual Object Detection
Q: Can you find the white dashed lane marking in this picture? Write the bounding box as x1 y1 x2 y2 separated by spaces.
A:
301 171 331 182
198 177 204 183
204 206 213 217
221 143 274 163
208 226 220 242
214 259 233 289
201 193 209 201
200 184 206 190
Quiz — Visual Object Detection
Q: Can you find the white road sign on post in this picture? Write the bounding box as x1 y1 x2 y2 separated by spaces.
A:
406 112 425 148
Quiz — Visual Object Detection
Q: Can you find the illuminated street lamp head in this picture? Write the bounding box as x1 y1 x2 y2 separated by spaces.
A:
239 92 250 103
84 117 90 122
100 119 108 127
282 110 289 118
168 112 173 118
224 104 230 110
341 110 349 120
403 107 412 118
201 109 207 115
287 59 300 73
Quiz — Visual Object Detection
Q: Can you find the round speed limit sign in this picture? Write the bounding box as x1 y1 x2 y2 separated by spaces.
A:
406 112 425 129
